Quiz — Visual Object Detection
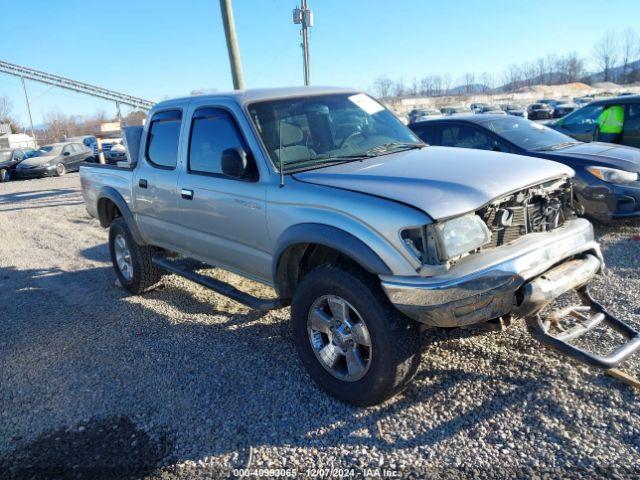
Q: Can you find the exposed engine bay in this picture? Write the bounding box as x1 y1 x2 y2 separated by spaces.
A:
478 177 576 249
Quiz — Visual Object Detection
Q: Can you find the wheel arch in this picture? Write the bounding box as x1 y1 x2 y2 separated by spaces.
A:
97 187 146 245
272 223 392 300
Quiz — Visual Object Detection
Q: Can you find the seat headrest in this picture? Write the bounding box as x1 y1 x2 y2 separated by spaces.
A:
277 122 304 147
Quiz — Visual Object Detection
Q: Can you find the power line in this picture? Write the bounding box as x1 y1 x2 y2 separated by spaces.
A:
0 59 154 110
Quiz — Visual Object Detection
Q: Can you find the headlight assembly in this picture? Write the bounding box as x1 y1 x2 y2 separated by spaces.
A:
586 166 639 184
433 213 491 260
401 214 491 265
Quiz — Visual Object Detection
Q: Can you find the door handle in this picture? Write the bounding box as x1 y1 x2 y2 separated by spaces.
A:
139 179 148 188
181 188 194 200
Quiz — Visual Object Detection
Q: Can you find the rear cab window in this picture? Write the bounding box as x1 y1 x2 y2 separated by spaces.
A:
146 110 182 169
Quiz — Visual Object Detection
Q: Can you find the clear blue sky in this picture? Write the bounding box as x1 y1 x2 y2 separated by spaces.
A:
2 0 639 125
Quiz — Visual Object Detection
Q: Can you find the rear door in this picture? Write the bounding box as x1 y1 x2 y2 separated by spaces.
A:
133 108 185 250
622 103 640 148
175 105 270 281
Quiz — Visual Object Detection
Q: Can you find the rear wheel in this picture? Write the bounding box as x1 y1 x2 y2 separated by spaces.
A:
291 264 421 406
108 217 162 294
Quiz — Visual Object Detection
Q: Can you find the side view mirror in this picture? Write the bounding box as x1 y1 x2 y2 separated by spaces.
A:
63 151 70 156
221 147 252 179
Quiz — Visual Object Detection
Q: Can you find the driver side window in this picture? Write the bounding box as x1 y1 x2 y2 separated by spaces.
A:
563 105 604 127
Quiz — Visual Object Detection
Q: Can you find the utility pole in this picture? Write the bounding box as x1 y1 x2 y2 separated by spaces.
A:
293 0 313 86
219 0 245 90
20 77 36 145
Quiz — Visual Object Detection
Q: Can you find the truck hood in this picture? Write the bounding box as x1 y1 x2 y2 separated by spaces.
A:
537 142 640 173
293 146 573 220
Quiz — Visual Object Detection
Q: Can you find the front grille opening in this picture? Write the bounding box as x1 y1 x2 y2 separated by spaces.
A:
478 179 575 249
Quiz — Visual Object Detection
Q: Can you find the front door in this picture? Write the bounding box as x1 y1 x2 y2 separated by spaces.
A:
133 109 184 250
175 107 270 282
558 104 605 142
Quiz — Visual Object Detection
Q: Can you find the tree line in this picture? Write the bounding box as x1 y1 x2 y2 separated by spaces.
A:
372 28 640 99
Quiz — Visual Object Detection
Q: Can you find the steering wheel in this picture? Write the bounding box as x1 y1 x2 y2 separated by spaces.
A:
339 130 366 149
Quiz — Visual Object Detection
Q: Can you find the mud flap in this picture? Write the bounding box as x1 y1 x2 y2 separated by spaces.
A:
526 287 640 389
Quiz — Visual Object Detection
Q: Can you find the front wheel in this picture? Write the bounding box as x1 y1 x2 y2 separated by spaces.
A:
55 163 66 176
291 264 422 406
0 169 9 182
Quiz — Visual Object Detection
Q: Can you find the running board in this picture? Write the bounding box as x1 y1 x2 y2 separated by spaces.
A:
526 287 640 389
152 256 286 311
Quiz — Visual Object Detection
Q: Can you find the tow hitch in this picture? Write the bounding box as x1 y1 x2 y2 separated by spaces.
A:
516 254 640 389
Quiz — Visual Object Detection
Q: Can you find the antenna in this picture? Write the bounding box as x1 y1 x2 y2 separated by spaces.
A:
278 119 285 187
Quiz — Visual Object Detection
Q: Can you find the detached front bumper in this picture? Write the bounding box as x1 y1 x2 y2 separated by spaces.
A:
381 218 602 327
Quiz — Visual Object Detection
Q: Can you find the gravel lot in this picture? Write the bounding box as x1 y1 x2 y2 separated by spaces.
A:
1 174 639 479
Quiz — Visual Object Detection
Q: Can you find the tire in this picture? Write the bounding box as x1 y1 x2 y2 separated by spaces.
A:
108 217 162 294
291 264 421 406
55 163 66 176
0 169 8 182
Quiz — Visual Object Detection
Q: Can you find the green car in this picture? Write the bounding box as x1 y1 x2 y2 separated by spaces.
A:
550 95 640 148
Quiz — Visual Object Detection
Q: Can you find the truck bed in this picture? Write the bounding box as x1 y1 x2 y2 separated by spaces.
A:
79 162 134 220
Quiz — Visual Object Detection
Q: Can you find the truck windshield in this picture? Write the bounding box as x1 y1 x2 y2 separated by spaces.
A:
247 93 422 173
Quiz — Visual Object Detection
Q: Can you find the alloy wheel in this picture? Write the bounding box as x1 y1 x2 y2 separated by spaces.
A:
114 234 133 281
307 294 372 382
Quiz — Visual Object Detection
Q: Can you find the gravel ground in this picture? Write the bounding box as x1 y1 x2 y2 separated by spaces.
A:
0 174 639 479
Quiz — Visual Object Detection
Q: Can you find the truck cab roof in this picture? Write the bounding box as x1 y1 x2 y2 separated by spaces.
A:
152 86 358 110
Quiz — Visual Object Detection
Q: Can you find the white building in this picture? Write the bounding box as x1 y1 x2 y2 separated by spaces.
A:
0 133 37 150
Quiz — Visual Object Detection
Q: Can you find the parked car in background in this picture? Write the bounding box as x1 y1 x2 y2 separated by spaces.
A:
410 108 443 123
501 104 527 117
15 142 93 178
79 87 630 405
409 114 640 223
67 135 99 160
23 148 37 159
470 102 489 114
527 103 553 120
550 95 640 147
0 148 29 182
100 137 122 158
552 103 578 118
440 106 470 116
107 142 127 163
537 99 561 111
477 104 506 115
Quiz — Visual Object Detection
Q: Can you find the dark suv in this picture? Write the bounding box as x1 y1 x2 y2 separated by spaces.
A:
550 95 640 148
527 103 553 120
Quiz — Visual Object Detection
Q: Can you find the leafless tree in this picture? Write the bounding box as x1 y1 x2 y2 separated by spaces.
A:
462 73 475 94
372 76 394 99
393 77 407 97
593 30 619 82
620 27 640 83
563 53 586 82
0 95 12 120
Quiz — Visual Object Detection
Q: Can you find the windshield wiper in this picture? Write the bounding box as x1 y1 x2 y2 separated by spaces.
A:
365 142 427 155
282 153 374 173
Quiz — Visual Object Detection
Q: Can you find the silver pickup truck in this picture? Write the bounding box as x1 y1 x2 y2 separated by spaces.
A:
80 87 640 405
